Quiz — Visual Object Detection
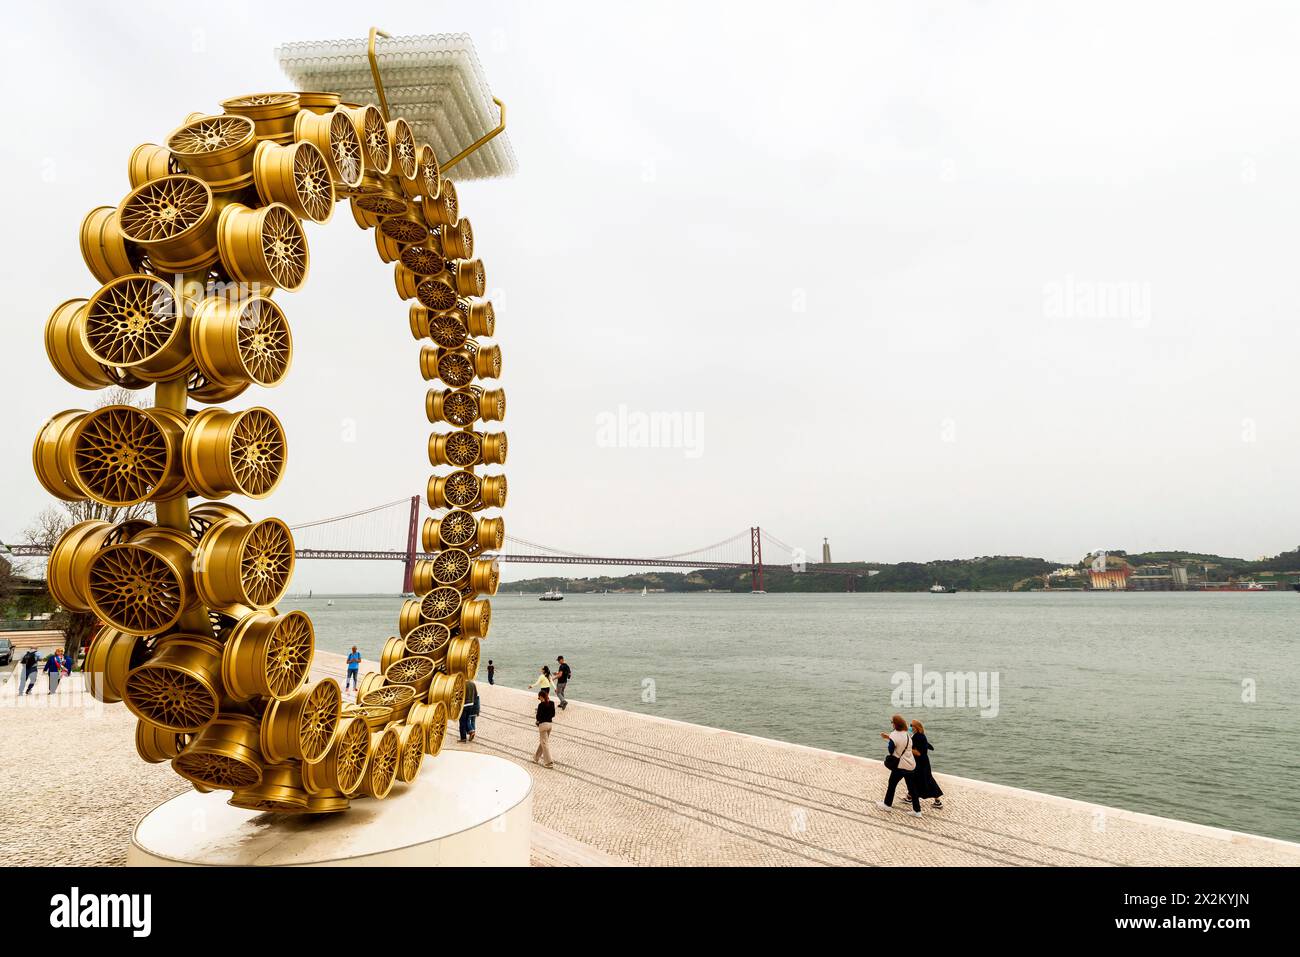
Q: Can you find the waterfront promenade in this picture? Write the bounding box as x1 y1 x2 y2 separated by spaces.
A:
1 650 1296 866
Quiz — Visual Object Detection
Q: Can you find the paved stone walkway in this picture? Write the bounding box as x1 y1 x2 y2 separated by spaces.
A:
0 671 187 866
452 681 1300 867
1 654 1296 867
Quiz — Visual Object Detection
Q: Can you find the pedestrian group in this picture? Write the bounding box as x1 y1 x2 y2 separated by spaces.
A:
17 647 70 695
876 713 945 817
526 656 572 767
441 655 575 769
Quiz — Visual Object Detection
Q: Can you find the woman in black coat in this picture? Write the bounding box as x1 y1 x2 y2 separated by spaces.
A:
909 719 944 808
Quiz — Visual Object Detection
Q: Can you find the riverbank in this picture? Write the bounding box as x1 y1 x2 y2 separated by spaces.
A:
299 591 1300 842
446 688 1300 865
0 649 1294 866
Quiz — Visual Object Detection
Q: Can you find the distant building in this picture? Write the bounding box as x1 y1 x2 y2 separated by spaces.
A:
1128 567 1174 590
1128 561 1191 591
822 538 832 564
1049 567 1080 578
1089 568 1130 590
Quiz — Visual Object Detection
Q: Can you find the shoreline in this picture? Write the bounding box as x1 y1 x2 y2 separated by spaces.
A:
2 639 1291 858
0 650 1293 866
312 651 1300 862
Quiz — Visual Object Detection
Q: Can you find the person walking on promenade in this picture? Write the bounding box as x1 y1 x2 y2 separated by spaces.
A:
44 648 70 695
533 689 556 768
909 719 944 809
487 660 495 685
876 714 923 816
528 665 552 694
459 680 480 742
20 648 39 695
554 655 572 710
344 646 362 692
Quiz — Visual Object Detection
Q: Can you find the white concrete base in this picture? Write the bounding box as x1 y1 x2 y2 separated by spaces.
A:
127 750 532 867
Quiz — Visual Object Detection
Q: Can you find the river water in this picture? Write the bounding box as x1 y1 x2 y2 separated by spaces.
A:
286 591 1299 843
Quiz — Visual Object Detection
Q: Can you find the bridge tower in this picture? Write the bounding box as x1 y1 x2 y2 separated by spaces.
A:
401 495 420 594
750 526 764 593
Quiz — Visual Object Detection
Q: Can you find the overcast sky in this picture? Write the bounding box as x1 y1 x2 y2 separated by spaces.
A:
4 1 1299 591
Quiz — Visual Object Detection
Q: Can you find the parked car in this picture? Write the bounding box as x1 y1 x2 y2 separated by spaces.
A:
0 638 14 666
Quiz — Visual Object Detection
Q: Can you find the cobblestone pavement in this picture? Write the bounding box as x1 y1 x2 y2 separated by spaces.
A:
0 672 187 866
2 659 1296 867
450 681 1300 867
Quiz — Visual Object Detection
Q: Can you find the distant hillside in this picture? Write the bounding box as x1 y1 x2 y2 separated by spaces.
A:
503 555 1057 593
1123 548 1300 572
502 547 1300 593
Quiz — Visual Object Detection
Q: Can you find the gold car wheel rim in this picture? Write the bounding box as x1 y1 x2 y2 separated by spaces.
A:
83 274 186 373
87 542 189 635
403 623 451 661
70 406 177 506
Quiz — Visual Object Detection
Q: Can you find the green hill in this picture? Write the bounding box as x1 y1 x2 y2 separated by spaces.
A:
503 547 1300 593
503 555 1057 593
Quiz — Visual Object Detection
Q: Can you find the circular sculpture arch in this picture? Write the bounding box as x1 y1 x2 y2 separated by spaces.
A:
37 92 505 814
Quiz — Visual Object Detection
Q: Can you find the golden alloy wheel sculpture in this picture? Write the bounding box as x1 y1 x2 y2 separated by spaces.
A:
222 93 302 145
295 108 365 190
183 407 287 498
81 274 191 380
403 622 451 660
348 703 395 732
384 654 436 693
191 294 293 390
216 202 309 290
127 143 181 191
117 177 222 274
252 140 336 224
194 513 295 611
123 634 224 732
83 626 140 703
33 405 186 506
396 723 425 783
39 85 506 814
222 610 315 701
342 104 393 176
261 677 342 765
356 669 385 702
166 115 259 193
81 207 145 283
86 527 199 635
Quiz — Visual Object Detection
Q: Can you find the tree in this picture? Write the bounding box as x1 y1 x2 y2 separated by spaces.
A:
24 387 153 666
0 555 15 615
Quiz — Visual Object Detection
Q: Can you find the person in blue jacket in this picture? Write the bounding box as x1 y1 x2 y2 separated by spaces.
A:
44 647 70 694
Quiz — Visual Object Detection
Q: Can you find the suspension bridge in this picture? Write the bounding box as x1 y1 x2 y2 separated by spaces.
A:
4 497 866 591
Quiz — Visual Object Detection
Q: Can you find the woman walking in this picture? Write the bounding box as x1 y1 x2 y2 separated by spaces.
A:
44 647 70 694
527 665 552 694
909 719 944 809
533 689 556 768
875 714 922 816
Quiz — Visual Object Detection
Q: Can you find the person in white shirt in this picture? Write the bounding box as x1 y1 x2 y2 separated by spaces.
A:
876 713 923 816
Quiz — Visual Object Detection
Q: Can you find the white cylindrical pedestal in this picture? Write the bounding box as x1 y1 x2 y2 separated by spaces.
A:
128 751 532 867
